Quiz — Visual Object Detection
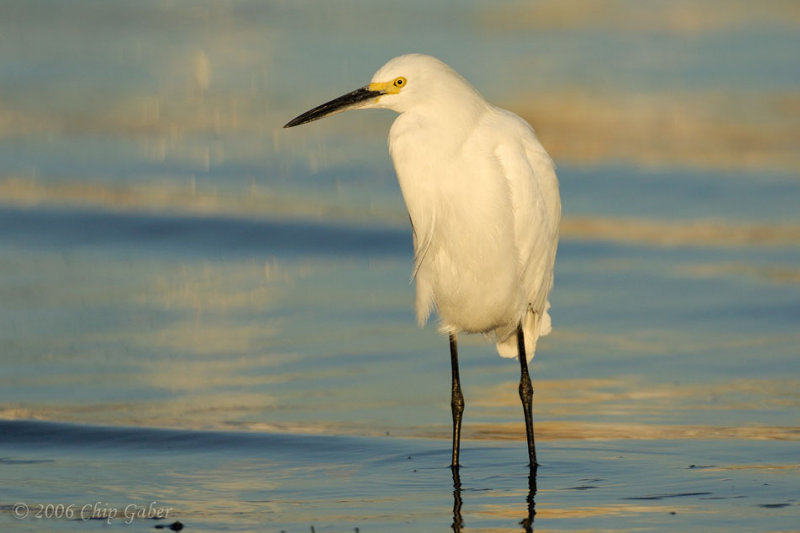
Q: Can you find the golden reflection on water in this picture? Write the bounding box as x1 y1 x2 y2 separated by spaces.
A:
0 176 378 226
149 322 282 355
676 262 800 284
561 217 800 248
516 91 800 172
0 80 272 140
465 421 800 442
478 501 676 520
479 0 800 33
5 374 798 442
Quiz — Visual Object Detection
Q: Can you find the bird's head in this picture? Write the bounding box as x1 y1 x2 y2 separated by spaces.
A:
283 54 475 128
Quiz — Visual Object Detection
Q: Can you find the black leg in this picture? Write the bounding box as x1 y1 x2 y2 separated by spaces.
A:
450 333 465 468
517 324 538 467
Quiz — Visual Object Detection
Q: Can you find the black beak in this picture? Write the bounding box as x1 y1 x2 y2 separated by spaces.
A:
283 86 383 128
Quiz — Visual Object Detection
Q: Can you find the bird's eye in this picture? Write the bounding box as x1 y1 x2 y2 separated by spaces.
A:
393 77 406 88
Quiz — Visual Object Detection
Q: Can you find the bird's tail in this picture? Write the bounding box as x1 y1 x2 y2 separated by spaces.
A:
495 302 552 361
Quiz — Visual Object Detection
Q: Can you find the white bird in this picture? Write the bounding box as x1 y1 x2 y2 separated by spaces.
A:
284 53 560 468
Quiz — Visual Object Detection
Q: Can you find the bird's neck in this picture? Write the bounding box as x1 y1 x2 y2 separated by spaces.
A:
402 91 490 145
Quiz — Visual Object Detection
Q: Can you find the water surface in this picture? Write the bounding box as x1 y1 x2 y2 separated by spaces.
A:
1 1 798 531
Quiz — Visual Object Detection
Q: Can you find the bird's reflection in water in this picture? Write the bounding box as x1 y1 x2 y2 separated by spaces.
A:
451 467 464 532
521 466 538 532
451 465 538 532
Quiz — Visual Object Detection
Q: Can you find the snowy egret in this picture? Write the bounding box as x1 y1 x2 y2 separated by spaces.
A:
284 54 560 468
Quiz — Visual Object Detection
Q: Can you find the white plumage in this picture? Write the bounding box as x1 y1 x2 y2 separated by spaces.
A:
284 53 560 466
370 54 560 360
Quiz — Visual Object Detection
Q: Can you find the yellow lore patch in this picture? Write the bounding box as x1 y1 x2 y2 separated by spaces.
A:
369 76 406 101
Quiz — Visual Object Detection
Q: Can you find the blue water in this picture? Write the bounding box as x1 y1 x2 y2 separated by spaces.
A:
2 420 798 532
2 0 799 531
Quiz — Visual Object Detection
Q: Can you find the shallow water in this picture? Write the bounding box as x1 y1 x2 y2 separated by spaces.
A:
1 1 799 531
2 420 798 532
